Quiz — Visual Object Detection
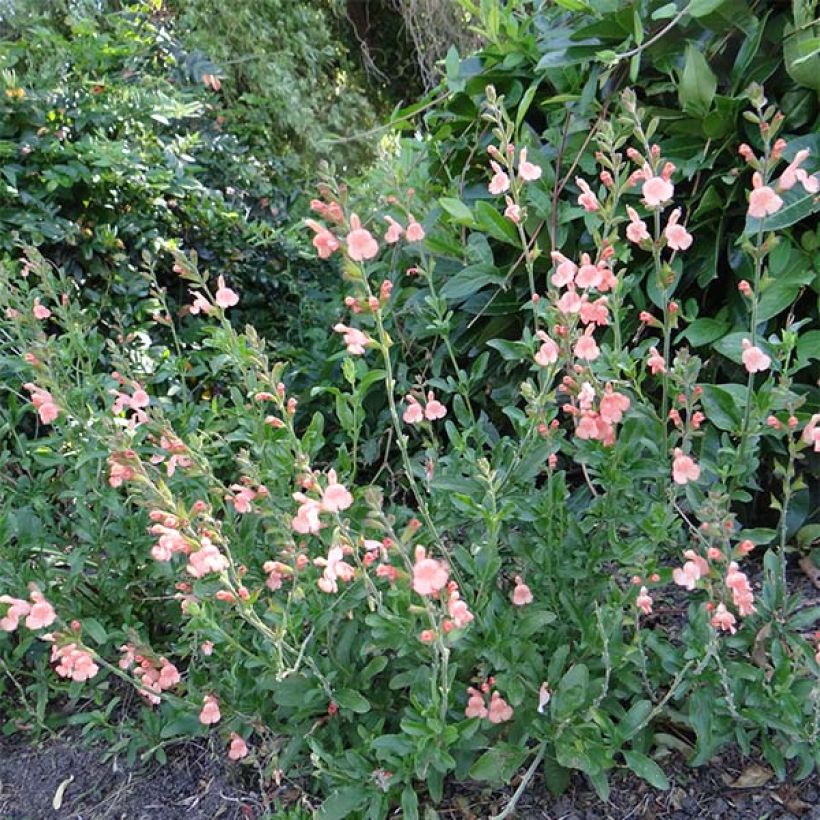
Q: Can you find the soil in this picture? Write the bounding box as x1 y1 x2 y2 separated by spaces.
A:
0 733 818 819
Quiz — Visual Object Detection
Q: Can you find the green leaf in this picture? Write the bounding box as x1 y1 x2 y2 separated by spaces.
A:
551 663 589 720
441 264 505 302
620 699 653 741
469 745 529 783
687 0 727 16
438 197 475 225
797 331 820 364
81 618 108 645
401 786 419 820
678 318 729 347
474 200 520 244
678 44 717 118
623 750 670 790
334 689 371 713
543 756 572 796
652 2 678 20
516 609 557 638
515 84 539 131
319 787 367 820
699 384 744 431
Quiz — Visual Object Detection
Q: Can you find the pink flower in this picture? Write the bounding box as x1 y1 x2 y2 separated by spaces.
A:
214 276 239 309
599 384 630 424
642 174 674 208
447 585 474 628
403 396 424 424
229 485 256 514
575 253 602 289
573 327 600 361
51 642 99 682
488 161 510 195
710 603 737 635
291 495 323 534
465 687 488 719
575 178 600 212
25 587 56 629
199 694 221 725
158 661 181 689
487 691 514 724
778 149 818 194
0 596 30 632
424 391 447 421
503 196 521 223
534 331 559 366
321 469 353 513
186 543 228 578
201 641 214 656
664 209 692 251
647 347 665 375
384 216 403 244
32 298 51 320
316 545 355 593
512 577 533 606
412 545 449 596
518 148 542 181
672 560 704 590
672 448 700 485
405 216 425 243
305 219 341 258
747 172 783 219
802 414 820 452
741 339 770 373
333 323 370 355
346 214 379 261
228 733 249 760
557 286 582 314
625 206 650 243
419 629 436 643
550 252 577 287
636 586 653 616
23 383 60 425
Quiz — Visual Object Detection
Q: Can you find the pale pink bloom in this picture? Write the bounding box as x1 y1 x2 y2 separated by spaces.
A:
186 544 228 578
550 252 577 287
487 691 514 724
305 219 340 258
403 396 424 424
333 323 370 355
291 495 323 534
158 661 181 689
465 687 488 719
488 160 510 195
405 216 425 243
747 172 783 219
672 448 700 485
625 206 650 243
599 384 630 424
503 196 521 223
575 177 600 212
573 327 600 361
214 276 239 309
229 485 256 514
199 694 221 725
412 545 449 596
316 545 355 593
736 539 755 557
424 391 447 421
518 148 542 181
557 286 582 314
512 577 533 606
596 265 617 292
25 587 56 629
188 292 212 315
642 174 674 207
201 640 214 656
683 549 710 577
321 469 353 513
534 331 558 366
741 339 770 373
672 561 703 591
228 733 249 760
384 216 403 244
778 149 818 194
537 682 551 714
32 298 51 320
575 253 602 289
0 596 30 632
51 643 99 682
447 587 474 628
346 214 379 261
710 603 737 634
647 347 665 375
802 414 820 452
636 586 653 615
579 296 609 326
23 383 61 425
664 209 692 251
725 562 756 616
419 629 436 643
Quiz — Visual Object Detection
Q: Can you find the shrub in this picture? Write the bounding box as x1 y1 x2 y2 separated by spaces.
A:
2 82 818 817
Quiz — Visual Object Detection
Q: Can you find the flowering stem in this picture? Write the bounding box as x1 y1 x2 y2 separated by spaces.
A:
489 741 547 820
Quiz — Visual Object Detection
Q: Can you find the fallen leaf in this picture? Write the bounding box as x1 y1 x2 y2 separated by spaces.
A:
52 775 74 810
798 556 820 589
728 764 773 789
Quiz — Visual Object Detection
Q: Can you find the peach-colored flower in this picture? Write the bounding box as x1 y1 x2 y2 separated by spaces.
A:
405 216 425 243
642 174 674 207
32 298 51 320
412 545 449 596
186 544 228 578
741 339 770 373
672 560 703 590
291 495 323 534
199 694 221 725
664 208 692 251
214 276 239 309
447 585 474 628
512 576 533 606
503 196 521 223
518 148 542 181
579 296 609 326
25 587 56 629
636 586 653 616
747 172 783 219
802 414 820 452
333 323 370 355
599 384 630 424
228 733 248 760
487 691 514 724
488 160 510 195
51 642 99 682
647 347 665 375
316 545 355 593
0 596 30 632
424 391 447 421
710 603 736 634
534 331 559 366
575 177 600 212
575 253 602 289
419 629 436 643
573 327 600 361
305 219 340 258
346 214 379 261
557 286 582 314
321 469 353 513
550 252 577 287
403 395 424 424
384 216 403 244
672 448 700 485
778 149 818 194
465 687 488 719
625 206 650 243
